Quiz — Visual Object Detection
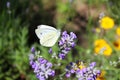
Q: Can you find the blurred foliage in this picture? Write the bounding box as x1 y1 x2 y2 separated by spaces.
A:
107 0 120 24
55 0 76 28
0 11 31 79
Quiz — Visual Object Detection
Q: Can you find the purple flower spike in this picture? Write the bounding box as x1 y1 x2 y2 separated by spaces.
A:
31 47 35 53
58 31 77 59
30 57 55 80
48 48 52 54
29 48 55 80
7 2 10 8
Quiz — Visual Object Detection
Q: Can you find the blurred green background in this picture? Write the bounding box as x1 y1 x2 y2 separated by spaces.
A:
0 0 120 80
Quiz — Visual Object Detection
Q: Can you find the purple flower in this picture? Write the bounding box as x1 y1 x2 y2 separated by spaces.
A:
31 47 35 53
38 58 47 64
58 31 77 59
65 62 76 78
65 61 100 80
70 32 77 39
29 48 55 80
46 62 52 68
50 70 55 76
89 62 96 68
29 54 34 60
65 72 71 78
7 2 10 8
70 69 75 73
31 57 55 80
48 48 52 54
82 68 87 73
58 53 65 59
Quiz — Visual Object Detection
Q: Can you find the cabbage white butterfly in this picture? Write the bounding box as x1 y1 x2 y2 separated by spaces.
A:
35 25 61 47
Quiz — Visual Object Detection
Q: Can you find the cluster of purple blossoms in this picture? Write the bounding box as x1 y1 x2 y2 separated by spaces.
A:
58 31 77 59
7 2 10 8
29 47 55 80
65 61 101 80
6 1 11 14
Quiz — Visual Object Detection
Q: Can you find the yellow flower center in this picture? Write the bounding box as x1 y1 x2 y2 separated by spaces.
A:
113 39 120 50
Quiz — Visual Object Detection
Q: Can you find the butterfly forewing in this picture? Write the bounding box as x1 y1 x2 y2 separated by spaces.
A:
37 25 57 31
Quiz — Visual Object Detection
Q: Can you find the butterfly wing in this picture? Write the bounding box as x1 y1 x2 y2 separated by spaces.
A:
35 25 60 47
37 25 57 31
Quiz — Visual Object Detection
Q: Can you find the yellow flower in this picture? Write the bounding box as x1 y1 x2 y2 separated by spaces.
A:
94 39 112 56
100 16 114 30
113 39 120 50
96 70 106 80
116 27 120 36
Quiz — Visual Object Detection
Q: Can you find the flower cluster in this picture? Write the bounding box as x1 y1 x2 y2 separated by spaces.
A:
65 61 100 80
97 14 120 52
29 47 55 80
94 39 112 56
58 31 77 59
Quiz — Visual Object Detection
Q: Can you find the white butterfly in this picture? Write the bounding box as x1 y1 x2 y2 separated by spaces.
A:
35 25 61 47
